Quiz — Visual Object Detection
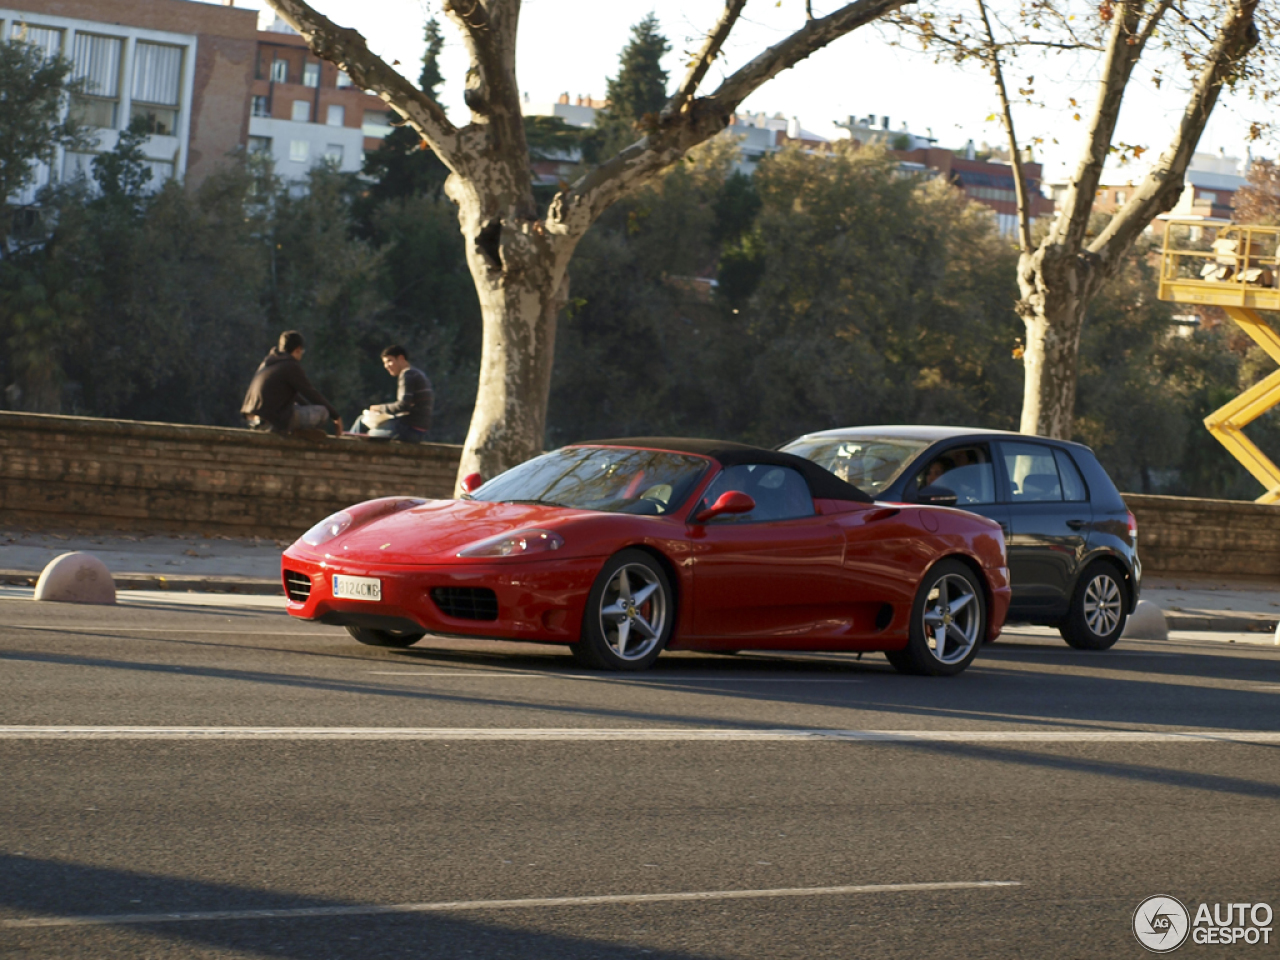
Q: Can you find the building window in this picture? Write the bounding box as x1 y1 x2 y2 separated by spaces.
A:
130 105 178 136
1199 191 1217 205
336 70 352 88
1115 190 1127 204
10 22 62 59
291 100 311 123
70 33 122 129
69 96 117 129
248 136 272 153
251 95 270 118
145 160 175 187
361 110 393 137
130 42 182 136
62 151 96 181
324 144 345 165
289 139 310 163
303 62 320 87
271 58 288 83
326 104 345 126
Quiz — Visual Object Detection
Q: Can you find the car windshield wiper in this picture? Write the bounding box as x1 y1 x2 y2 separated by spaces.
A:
500 498 570 507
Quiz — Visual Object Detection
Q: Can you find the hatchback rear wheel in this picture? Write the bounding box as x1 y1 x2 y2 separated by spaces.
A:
1060 562 1127 650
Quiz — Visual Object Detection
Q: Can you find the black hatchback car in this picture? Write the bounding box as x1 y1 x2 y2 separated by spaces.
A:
781 426 1141 650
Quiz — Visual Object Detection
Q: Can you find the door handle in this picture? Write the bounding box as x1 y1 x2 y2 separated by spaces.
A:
1066 519 1088 530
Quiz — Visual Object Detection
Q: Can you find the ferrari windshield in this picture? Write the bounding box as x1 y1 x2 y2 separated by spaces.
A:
782 436 929 495
472 446 710 515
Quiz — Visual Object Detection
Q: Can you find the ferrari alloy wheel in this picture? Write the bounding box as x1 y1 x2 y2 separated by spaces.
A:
345 626 426 648
1060 562 1127 650
886 559 986 676
572 550 674 671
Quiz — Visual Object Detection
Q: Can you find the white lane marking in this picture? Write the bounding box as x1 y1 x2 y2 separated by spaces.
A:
1 880 1021 929
5 628 328 635
0 727 1277 742
367 672 546 678
367 672 865 682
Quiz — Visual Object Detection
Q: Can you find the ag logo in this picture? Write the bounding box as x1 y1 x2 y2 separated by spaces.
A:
1134 895 1191 953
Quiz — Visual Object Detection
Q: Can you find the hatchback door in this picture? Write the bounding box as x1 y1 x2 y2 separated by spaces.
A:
901 441 1010 538
995 441 1093 617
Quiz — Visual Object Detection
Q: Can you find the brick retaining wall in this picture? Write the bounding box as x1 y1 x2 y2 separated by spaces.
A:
0 412 463 540
1123 493 1280 579
2 413 1276 576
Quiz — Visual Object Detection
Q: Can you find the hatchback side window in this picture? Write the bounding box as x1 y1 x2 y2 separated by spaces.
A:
912 445 996 505
1002 442 1063 502
698 464 814 522
1053 449 1088 501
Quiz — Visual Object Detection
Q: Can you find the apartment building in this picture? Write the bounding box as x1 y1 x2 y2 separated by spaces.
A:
893 146 1057 236
248 18 390 179
2 0 256 201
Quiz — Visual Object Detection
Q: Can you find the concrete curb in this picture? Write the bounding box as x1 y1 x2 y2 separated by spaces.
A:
0 570 280 596
1164 613 1277 633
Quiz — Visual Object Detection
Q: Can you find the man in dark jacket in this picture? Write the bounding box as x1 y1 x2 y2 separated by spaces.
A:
351 344 433 442
240 331 343 436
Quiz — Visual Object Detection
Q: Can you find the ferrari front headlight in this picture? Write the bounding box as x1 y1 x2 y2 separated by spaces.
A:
301 510 353 546
457 529 564 558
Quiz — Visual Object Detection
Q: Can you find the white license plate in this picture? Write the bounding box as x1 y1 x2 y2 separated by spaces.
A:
333 575 381 602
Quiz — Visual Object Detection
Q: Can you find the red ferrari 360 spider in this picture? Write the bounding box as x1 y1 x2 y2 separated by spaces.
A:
281 438 1010 675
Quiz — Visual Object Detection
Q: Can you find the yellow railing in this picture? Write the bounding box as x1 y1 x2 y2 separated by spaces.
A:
1159 220 1280 310
1157 220 1280 502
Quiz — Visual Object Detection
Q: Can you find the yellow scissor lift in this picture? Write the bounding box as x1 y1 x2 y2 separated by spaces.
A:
1159 220 1280 503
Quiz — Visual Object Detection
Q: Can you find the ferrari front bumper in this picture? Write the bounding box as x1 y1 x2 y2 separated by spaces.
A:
281 552 603 643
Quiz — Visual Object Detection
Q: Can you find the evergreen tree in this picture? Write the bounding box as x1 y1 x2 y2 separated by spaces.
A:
419 17 445 99
596 14 670 156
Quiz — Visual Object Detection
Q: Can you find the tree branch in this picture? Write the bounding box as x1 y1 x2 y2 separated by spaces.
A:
662 0 748 119
1089 0 1259 264
977 0 1033 255
1050 0 1170 253
547 0 910 240
707 0 913 109
263 0 461 168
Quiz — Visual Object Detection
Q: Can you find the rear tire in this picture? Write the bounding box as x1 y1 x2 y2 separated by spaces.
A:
345 626 425 648
571 550 674 671
1060 562 1127 650
886 559 986 676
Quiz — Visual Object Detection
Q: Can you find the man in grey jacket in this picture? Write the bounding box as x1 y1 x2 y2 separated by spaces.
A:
351 344 433 442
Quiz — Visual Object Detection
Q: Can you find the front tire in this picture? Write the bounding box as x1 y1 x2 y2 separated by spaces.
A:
1060 563 1127 650
571 550 674 671
886 559 986 676
345 626 425 648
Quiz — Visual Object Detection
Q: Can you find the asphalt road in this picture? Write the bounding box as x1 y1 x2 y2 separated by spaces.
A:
2 596 1278 959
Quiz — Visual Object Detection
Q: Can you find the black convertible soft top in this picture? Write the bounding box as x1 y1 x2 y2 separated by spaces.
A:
579 437 874 504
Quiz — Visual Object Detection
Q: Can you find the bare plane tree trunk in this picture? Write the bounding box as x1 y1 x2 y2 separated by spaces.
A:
263 0 909 490
1016 248 1096 437
451 177 579 479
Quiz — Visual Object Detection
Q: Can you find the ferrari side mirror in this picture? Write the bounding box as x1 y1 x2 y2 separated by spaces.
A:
461 472 485 495
694 490 755 523
916 483 957 507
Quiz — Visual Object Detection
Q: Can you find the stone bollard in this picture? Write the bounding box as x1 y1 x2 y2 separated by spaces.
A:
1120 599 1168 641
33 552 117 605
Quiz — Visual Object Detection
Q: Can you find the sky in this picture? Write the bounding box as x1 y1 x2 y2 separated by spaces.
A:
232 0 1267 184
